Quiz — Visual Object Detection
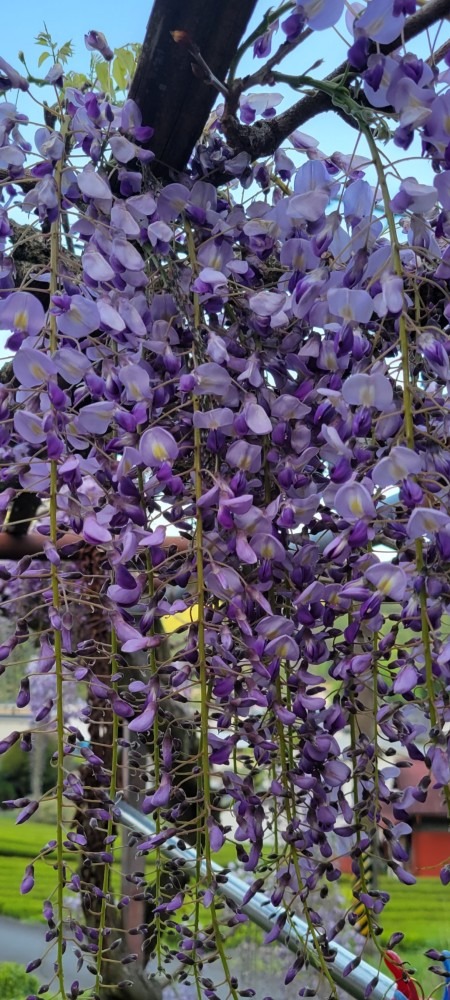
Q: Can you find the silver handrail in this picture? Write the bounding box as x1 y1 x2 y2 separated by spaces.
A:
117 800 397 1000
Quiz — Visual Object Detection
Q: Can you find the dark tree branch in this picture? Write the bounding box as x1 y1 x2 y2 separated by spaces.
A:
128 0 259 178
222 0 450 160
236 28 314 95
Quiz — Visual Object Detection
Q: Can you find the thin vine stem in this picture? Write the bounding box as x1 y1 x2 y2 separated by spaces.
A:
362 120 450 811
48 114 68 1000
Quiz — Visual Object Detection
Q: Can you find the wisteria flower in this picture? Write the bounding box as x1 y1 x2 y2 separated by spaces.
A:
391 178 436 215
0 291 45 337
140 428 178 468
226 441 262 473
249 290 288 327
327 287 373 324
84 30 113 61
342 372 393 409
407 507 450 539
54 294 100 338
182 362 232 398
253 21 278 58
301 0 344 30
77 164 112 206
354 0 405 43
0 56 29 91
12 348 56 388
372 446 423 487
334 481 376 521
289 160 335 221
239 92 283 124
365 561 408 598
13 411 46 444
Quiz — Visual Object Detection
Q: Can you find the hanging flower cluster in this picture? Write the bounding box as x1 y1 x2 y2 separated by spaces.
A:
0 2 450 997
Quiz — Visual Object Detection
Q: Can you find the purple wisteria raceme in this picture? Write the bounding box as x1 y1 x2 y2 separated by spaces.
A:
0 18 450 994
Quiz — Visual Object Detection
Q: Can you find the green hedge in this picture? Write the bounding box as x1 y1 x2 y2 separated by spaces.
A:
0 739 57 805
0 962 39 1000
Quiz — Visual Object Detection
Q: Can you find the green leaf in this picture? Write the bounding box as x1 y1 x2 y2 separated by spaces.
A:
65 71 89 90
115 46 135 77
112 55 127 91
56 40 74 65
38 51 51 67
96 61 110 95
35 31 51 46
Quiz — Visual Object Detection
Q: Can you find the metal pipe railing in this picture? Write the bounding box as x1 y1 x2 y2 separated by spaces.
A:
117 800 397 1000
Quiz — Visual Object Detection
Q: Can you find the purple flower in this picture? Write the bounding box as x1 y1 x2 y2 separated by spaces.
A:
391 178 436 214
193 407 234 431
128 695 157 732
45 62 64 87
12 348 56 387
77 401 115 434
0 56 29 92
265 634 299 659
54 294 100 338
0 291 45 337
35 127 64 162
301 0 344 30
208 819 225 853
372 446 423 487
253 22 279 58
240 401 272 435
355 0 405 44
226 440 262 473
120 99 154 142
239 92 283 124
21 864 35 895
252 533 285 562
191 268 228 302
342 373 393 409
365 561 408 599
205 563 243 600
407 507 450 539
282 12 306 42
16 800 39 825
140 428 178 468
328 287 373 324
373 274 404 316
289 160 334 221
84 30 114 61
186 362 232 398
77 164 112 204
334 482 376 521
82 514 112 545
0 731 20 755
249 290 288 327
147 221 172 253
13 411 46 444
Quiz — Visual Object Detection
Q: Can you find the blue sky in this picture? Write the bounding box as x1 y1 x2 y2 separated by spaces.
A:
2 0 149 76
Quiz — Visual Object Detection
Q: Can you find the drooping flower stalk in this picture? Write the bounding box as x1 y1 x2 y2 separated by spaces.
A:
363 120 447 799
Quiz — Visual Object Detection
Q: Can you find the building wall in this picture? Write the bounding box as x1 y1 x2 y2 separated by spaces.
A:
411 828 450 877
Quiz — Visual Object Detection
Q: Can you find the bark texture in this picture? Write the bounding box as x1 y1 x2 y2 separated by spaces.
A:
129 0 258 176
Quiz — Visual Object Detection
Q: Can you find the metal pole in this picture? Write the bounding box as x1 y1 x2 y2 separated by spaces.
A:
117 800 397 1000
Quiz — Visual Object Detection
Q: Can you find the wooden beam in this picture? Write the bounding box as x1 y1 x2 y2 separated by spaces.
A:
129 0 258 177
